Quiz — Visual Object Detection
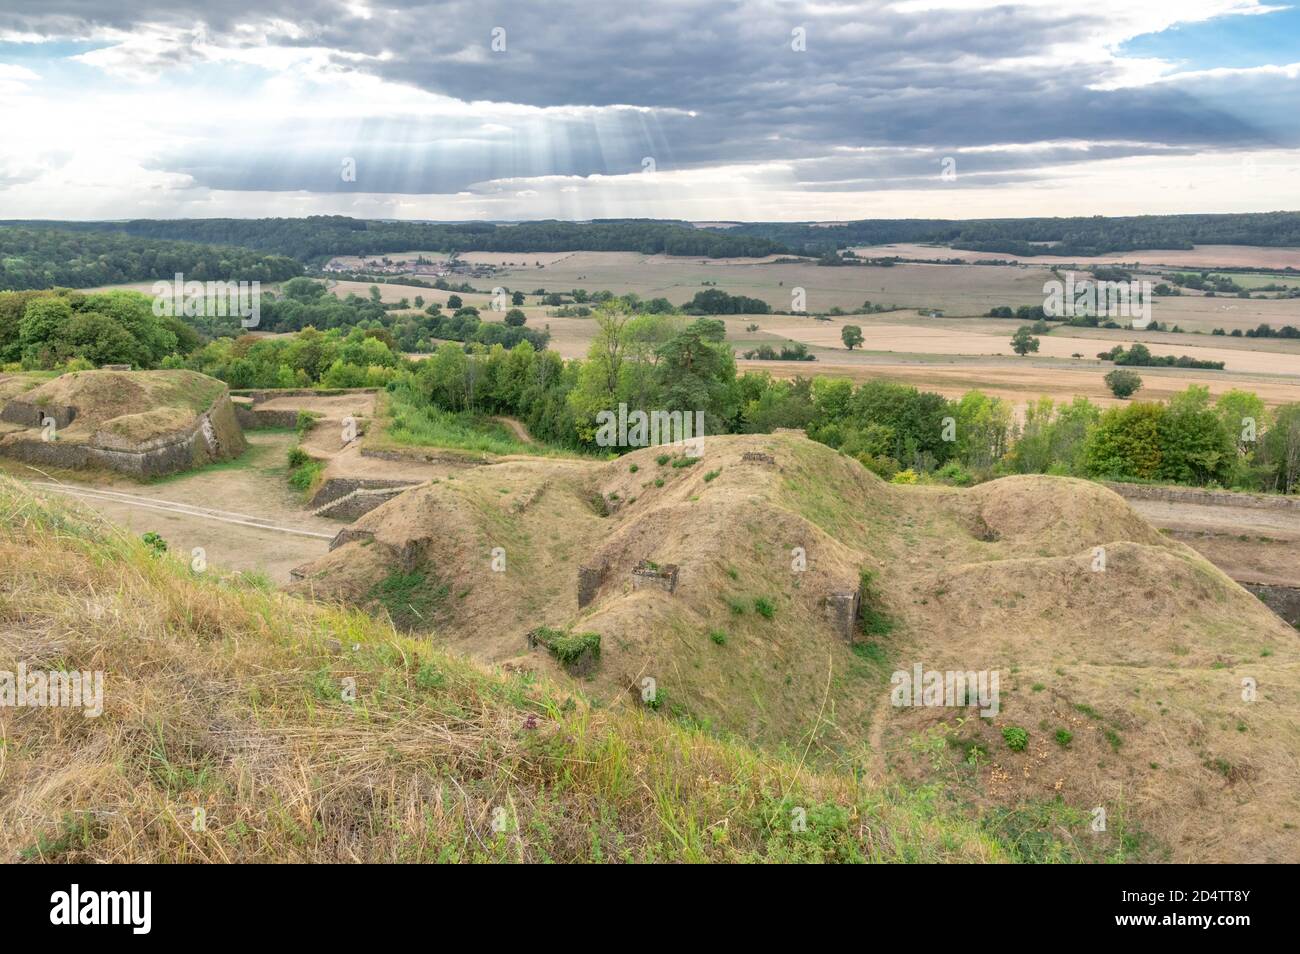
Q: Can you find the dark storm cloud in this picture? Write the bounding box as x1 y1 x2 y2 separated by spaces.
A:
1 0 1292 196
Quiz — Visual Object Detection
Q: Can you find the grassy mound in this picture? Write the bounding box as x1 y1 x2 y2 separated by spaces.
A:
291 431 1300 862
0 369 246 477
0 477 1012 863
10 369 228 437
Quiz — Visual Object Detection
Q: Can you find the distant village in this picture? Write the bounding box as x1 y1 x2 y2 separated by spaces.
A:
321 254 502 280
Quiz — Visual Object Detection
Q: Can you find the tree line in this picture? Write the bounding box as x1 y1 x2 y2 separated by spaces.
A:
4 286 1297 495
4 217 786 266
0 227 302 291
717 212 1300 259
399 302 1300 494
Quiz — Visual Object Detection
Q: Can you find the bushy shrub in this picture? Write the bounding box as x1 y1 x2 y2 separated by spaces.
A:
1002 726 1029 752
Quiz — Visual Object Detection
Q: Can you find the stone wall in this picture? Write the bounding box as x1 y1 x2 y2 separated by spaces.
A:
234 405 301 430
360 447 491 466
1105 481 1300 513
1243 583 1300 628
313 486 410 520
0 387 246 479
309 477 419 509
577 561 608 609
0 400 77 429
631 561 678 594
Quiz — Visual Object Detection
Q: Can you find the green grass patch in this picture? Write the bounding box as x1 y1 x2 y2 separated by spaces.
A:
858 568 895 637
530 626 601 673
366 567 449 630
381 385 583 458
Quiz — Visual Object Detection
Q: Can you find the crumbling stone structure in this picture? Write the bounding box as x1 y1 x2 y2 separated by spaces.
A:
0 390 244 479
577 560 608 609
823 588 862 641
632 561 679 594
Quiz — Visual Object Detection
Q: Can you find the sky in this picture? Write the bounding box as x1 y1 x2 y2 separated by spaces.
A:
0 0 1297 222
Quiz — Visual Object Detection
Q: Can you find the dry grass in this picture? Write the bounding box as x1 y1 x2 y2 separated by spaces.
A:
289 432 1300 862
0 476 1013 863
4 369 228 445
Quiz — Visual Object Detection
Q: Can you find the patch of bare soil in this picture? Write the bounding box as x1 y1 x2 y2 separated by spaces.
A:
12 431 333 583
1127 497 1300 588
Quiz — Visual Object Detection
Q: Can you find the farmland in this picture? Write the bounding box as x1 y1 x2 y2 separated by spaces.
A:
325 248 1300 414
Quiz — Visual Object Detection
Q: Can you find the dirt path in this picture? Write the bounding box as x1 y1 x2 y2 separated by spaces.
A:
493 416 535 444
864 688 896 781
10 432 337 583
28 482 334 539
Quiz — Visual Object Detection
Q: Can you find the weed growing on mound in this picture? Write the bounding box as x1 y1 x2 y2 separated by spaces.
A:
1002 726 1029 752
141 531 167 557
286 445 322 493
295 410 321 438
367 567 449 629
849 640 890 679
530 627 601 673
981 800 1142 863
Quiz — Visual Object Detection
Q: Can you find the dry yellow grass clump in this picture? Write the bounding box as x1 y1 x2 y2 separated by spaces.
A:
0 477 1014 863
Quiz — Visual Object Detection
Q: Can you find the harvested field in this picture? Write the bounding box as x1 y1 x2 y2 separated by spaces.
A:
851 243 1300 270
740 358 1300 411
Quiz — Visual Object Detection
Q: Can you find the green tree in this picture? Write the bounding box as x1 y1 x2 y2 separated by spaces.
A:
18 297 74 368
1104 368 1143 399
741 375 815 432
1260 403 1300 493
953 390 1012 470
1084 402 1165 480
846 379 955 468
1010 326 1040 356
1214 389 1267 454
653 318 737 436
841 324 864 350
1008 396 1100 475
1159 388 1235 485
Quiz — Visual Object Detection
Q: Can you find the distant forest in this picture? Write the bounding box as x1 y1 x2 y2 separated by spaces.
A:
1 217 787 265
4 210 1299 292
0 227 303 291
719 211 1300 258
